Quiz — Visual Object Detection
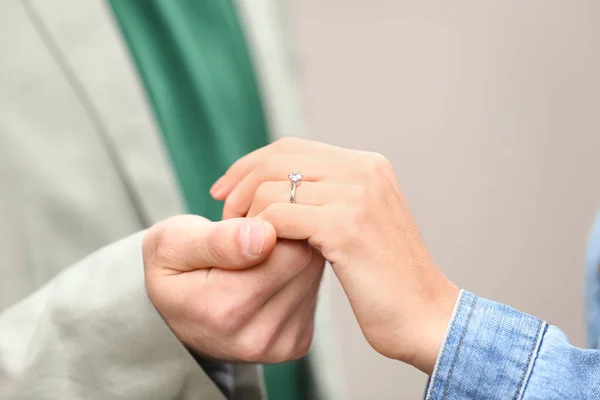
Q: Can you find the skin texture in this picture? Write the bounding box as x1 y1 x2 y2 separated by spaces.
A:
143 215 324 363
211 137 460 374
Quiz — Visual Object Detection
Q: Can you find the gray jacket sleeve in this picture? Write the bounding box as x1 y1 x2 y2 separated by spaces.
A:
0 232 257 400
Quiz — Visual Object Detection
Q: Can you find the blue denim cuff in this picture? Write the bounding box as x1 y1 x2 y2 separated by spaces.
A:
585 210 600 348
425 290 547 400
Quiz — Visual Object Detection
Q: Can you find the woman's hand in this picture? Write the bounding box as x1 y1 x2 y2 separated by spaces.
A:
210 138 460 374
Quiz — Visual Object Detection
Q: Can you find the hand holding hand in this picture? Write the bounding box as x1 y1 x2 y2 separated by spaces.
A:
211 138 459 373
143 214 324 363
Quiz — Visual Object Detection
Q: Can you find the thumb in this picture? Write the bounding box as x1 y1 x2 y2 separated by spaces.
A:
198 217 277 269
146 215 277 272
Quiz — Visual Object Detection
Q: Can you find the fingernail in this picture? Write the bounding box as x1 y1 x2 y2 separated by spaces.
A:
241 220 265 256
210 176 226 197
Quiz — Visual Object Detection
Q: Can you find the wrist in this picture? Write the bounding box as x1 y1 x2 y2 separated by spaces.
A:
398 276 460 375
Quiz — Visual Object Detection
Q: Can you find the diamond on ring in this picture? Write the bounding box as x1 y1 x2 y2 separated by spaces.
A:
288 172 303 183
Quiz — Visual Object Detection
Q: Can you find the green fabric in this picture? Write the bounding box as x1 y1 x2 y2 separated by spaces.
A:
109 0 267 220
107 1 307 398
263 361 309 400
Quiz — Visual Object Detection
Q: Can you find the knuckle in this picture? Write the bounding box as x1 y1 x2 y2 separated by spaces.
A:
142 226 161 262
205 228 232 265
259 154 287 175
235 346 261 363
369 152 391 170
143 221 178 265
207 298 246 335
255 181 275 202
278 340 299 362
269 153 290 164
211 315 243 337
255 153 286 176
275 136 303 148
278 332 311 362
297 327 315 357
243 281 271 306
254 159 269 175
236 325 278 362
349 184 370 207
361 152 392 180
349 207 366 233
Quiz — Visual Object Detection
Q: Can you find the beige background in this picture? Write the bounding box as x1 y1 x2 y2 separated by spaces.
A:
290 1 600 398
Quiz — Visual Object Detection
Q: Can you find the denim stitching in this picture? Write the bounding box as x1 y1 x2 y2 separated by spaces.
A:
428 293 467 396
513 320 546 400
442 296 478 400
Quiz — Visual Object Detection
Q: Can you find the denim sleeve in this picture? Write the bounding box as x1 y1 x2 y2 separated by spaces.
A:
585 210 600 348
424 290 600 399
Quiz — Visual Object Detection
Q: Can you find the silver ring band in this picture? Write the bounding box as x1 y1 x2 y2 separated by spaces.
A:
288 172 303 203
290 181 298 203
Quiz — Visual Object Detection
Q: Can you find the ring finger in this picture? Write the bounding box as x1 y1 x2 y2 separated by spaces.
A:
247 181 357 218
222 155 358 219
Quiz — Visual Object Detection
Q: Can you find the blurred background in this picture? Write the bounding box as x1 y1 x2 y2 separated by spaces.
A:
288 1 600 398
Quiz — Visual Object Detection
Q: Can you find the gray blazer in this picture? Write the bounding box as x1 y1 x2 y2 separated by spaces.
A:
0 0 342 399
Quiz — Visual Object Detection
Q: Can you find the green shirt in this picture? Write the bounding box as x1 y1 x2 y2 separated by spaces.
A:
108 1 307 398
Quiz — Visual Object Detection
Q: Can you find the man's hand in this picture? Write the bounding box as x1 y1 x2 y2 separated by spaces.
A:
143 214 324 363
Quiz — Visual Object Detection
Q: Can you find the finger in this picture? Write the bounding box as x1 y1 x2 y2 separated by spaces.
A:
247 181 347 218
175 240 312 328
237 250 324 359
222 154 353 219
209 144 267 200
210 138 350 200
255 249 323 331
264 265 323 362
256 203 326 243
155 216 278 272
207 239 314 307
